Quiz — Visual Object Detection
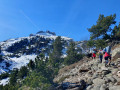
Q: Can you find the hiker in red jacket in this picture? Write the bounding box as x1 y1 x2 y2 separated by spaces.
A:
92 53 96 59
104 52 111 66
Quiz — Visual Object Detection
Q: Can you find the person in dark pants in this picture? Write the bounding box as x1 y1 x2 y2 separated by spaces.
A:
104 52 111 67
99 50 103 63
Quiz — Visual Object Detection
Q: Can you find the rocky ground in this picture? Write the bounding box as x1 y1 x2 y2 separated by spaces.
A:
54 56 120 90
53 44 120 90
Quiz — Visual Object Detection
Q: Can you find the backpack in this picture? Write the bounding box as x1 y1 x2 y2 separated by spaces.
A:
106 46 111 54
103 46 111 54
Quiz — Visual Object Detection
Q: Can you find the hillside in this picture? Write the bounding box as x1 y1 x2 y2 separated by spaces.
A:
0 31 90 87
1 31 119 90
54 44 120 90
0 31 72 75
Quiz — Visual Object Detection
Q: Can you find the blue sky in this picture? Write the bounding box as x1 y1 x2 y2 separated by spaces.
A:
0 0 120 41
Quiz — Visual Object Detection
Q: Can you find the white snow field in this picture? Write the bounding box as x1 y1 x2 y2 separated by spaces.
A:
0 32 72 85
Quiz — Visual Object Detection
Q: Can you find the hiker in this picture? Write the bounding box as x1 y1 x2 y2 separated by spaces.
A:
103 45 112 66
86 52 92 58
104 52 111 66
92 51 96 59
107 54 111 66
98 50 103 63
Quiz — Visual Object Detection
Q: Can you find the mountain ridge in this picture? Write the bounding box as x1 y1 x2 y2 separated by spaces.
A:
0 31 72 75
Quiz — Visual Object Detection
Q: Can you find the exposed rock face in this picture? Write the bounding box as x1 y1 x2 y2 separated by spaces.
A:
54 57 120 90
112 44 120 61
53 44 120 90
93 78 105 86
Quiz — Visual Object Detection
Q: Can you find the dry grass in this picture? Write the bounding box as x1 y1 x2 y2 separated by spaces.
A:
111 43 120 61
18 86 31 90
59 57 91 74
111 43 120 50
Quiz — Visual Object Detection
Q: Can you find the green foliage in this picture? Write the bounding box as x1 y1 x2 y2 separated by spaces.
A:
23 72 51 89
53 36 63 56
28 60 35 70
0 73 9 80
49 36 63 67
111 24 120 40
18 66 28 79
87 39 107 49
0 84 19 90
10 69 18 85
88 14 116 40
87 40 95 48
1 35 82 89
64 41 83 65
0 55 2 62
95 39 107 49
35 53 46 72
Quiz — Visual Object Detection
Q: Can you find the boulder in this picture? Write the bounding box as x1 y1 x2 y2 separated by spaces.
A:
106 73 112 77
109 86 120 90
100 84 108 90
102 70 111 75
103 77 111 83
101 67 109 71
79 69 89 73
86 85 94 90
109 77 117 83
85 72 92 77
92 85 101 90
96 69 102 73
113 75 120 82
93 78 105 86
92 66 99 71
116 81 120 85
104 76 117 84
87 78 93 85
92 73 99 79
66 87 80 90
111 69 118 75
117 71 120 77
112 51 120 61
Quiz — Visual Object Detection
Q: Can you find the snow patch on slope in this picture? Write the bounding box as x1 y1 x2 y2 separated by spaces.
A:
0 32 72 85
0 77 9 86
0 55 37 74
9 54 37 70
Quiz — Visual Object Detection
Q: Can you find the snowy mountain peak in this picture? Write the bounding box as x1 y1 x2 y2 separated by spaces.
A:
0 31 72 75
36 30 56 36
29 30 56 36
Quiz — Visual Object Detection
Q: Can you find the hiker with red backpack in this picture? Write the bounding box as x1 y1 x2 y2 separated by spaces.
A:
103 46 111 66
92 49 96 59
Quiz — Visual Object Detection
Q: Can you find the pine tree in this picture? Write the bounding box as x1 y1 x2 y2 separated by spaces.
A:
87 40 95 48
112 24 120 40
28 60 35 70
10 69 18 85
49 36 63 67
34 53 46 72
88 14 116 40
64 41 78 65
18 66 28 79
